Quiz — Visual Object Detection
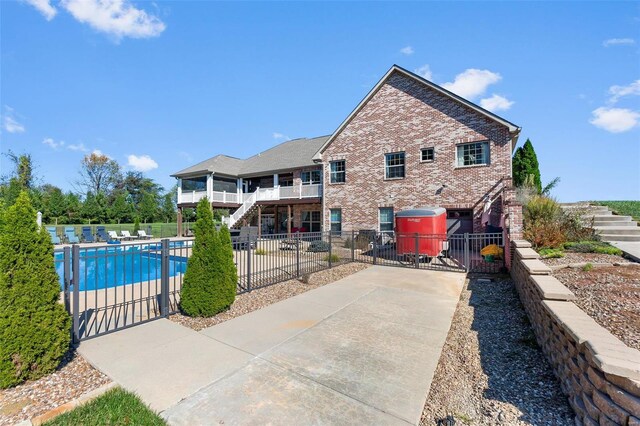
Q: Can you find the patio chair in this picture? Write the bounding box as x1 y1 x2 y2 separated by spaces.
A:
96 226 110 242
108 230 126 241
46 227 61 244
81 226 95 243
233 226 258 250
120 230 138 240
64 226 80 244
137 230 153 239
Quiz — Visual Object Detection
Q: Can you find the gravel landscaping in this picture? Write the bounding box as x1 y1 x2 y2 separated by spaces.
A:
553 264 640 350
0 350 110 426
540 252 628 267
170 262 370 331
421 276 573 425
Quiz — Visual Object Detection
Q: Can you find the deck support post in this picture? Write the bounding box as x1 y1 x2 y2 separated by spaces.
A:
287 205 292 236
176 208 183 237
257 205 262 237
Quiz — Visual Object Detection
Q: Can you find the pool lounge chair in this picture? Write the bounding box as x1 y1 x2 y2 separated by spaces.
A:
46 227 61 244
81 226 95 243
96 226 110 242
137 230 153 239
108 230 126 241
64 227 80 244
120 230 138 240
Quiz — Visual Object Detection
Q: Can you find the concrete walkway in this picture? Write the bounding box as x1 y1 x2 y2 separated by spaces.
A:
610 241 640 263
78 266 465 425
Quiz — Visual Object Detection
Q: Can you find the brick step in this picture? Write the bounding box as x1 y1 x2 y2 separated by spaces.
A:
595 226 640 235
599 233 640 242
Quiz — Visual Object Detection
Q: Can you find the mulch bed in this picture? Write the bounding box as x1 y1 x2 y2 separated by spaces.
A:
169 262 371 331
553 264 640 350
421 276 574 425
0 351 111 426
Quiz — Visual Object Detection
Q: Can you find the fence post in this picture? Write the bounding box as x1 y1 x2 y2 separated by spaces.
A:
71 244 80 343
351 230 355 262
296 232 301 277
328 231 333 268
160 239 170 317
373 233 377 265
63 246 71 313
414 233 420 269
464 233 470 273
246 235 252 292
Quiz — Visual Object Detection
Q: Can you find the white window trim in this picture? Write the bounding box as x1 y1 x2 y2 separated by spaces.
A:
420 147 435 163
329 160 346 184
384 151 406 180
454 141 490 168
378 207 394 233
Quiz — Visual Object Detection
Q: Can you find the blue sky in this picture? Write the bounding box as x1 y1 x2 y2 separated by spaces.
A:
1 1 639 202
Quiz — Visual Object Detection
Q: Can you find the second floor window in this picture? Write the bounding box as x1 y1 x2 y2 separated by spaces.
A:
385 152 405 179
457 141 489 167
181 176 207 191
421 147 435 162
301 170 322 185
330 160 345 183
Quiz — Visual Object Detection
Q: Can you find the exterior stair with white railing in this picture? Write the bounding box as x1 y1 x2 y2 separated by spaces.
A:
561 203 640 242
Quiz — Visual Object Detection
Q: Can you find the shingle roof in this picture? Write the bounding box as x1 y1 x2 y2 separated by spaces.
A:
171 135 329 178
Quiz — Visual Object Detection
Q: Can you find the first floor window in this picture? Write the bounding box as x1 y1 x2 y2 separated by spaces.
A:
385 152 405 179
456 141 489 167
330 209 342 235
330 160 346 183
301 211 321 232
301 170 322 185
420 147 435 162
379 207 394 233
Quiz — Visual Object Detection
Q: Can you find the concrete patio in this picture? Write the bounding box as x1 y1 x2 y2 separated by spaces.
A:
78 265 465 425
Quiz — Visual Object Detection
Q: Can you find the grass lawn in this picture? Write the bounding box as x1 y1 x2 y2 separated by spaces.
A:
44 388 165 426
594 201 640 221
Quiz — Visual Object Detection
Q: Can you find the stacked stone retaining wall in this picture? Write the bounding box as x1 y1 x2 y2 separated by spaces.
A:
510 240 640 425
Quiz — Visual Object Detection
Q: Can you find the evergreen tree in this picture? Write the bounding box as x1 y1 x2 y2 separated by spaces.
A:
110 192 134 223
180 199 235 317
138 191 158 223
0 192 71 388
218 225 237 307
81 192 103 223
64 193 82 224
161 192 176 222
133 217 141 235
512 139 542 193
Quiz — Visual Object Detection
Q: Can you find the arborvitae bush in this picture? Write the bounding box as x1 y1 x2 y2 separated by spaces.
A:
0 191 71 388
180 199 235 317
133 217 140 235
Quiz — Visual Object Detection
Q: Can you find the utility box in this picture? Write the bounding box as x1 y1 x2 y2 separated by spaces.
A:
395 207 447 258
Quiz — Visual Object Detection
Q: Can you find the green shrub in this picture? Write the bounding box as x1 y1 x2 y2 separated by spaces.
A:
255 248 267 255
133 217 140 235
582 263 593 272
307 240 330 252
0 191 71 388
538 248 565 259
323 254 340 263
564 241 623 256
180 199 235 317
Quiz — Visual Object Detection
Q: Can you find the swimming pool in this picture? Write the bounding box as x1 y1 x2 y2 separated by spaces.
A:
54 242 190 291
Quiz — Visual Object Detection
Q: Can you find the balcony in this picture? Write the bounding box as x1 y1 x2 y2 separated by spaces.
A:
178 184 322 205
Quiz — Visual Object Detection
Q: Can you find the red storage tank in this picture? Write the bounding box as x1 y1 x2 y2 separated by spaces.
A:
396 207 447 258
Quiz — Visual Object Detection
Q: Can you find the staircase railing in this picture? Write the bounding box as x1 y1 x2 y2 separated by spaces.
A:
227 191 258 228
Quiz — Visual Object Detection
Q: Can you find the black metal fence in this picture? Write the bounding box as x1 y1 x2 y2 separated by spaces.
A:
57 231 504 341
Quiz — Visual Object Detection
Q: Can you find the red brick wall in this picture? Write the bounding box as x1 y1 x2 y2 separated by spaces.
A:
321 71 514 232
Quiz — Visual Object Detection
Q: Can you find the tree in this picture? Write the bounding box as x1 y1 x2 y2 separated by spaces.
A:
512 139 542 193
76 152 121 198
180 199 235 317
161 192 176 222
82 192 107 223
0 191 71 388
41 185 67 223
218 225 237 307
113 171 163 210
0 152 37 207
109 192 134 223
64 192 82 223
138 191 158 223
133 216 140 235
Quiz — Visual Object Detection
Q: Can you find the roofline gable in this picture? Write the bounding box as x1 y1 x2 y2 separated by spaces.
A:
313 64 521 160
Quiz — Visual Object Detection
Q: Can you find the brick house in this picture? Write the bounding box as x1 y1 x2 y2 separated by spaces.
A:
172 65 522 237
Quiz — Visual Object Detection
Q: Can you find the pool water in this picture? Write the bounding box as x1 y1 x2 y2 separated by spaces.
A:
55 242 189 291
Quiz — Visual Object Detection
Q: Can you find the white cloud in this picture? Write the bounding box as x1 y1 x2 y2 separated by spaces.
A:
67 142 88 152
442 69 502 100
399 46 414 55
272 132 290 140
414 64 433 80
603 38 636 47
42 137 64 149
127 154 158 172
2 106 26 133
480 94 514 112
60 0 166 40
608 79 640 104
590 107 640 133
23 0 57 20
